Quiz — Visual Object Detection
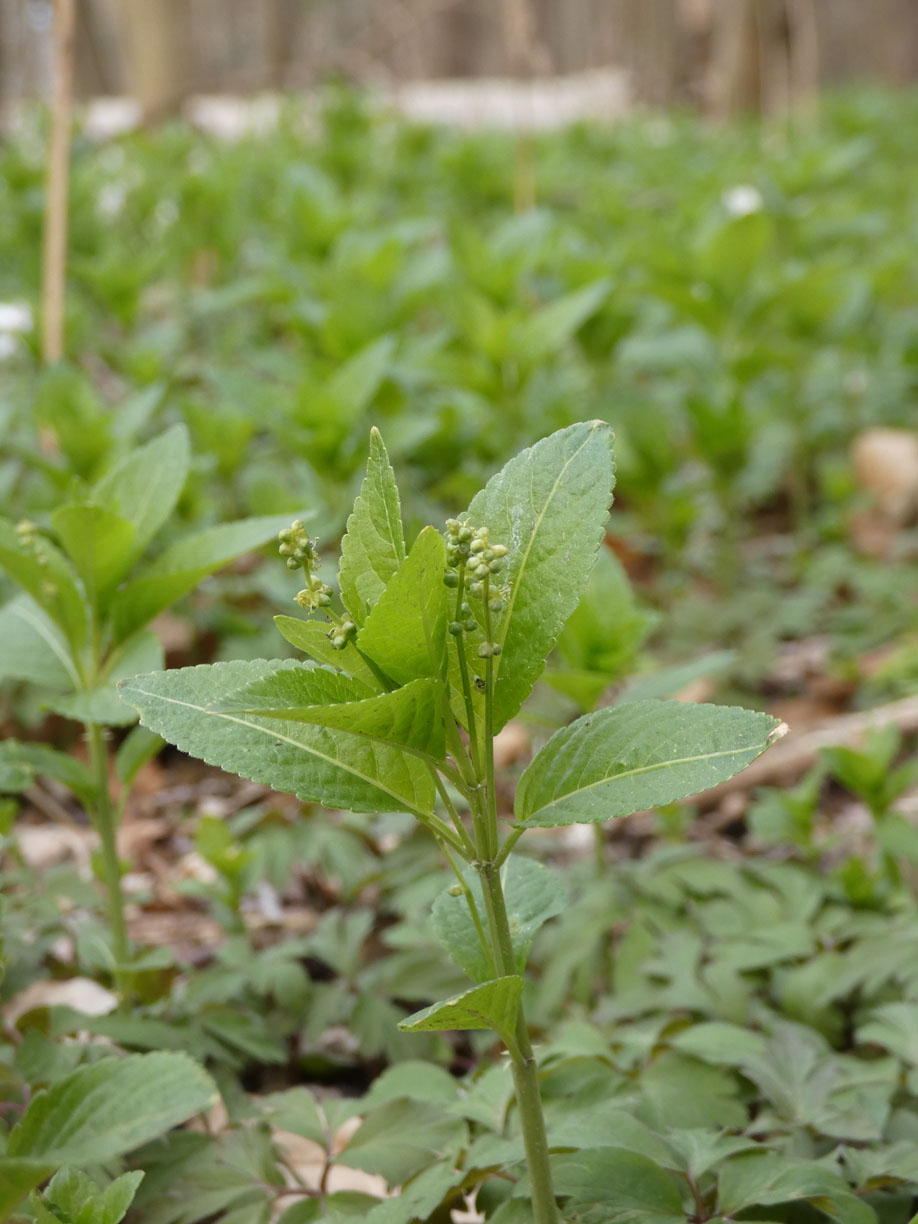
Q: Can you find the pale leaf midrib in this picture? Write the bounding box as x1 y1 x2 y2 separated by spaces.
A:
525 741 759 818
126 683 432 817
492 425 603 696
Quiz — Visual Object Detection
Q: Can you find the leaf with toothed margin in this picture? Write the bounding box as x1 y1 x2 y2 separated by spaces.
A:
398 977 523 1042
461 421 615 733
339 428 406 627
515 699 783 828
119 659 436 817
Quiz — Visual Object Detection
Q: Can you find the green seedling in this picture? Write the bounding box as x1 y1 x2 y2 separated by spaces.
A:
0 424 301 989
121 423 782 1223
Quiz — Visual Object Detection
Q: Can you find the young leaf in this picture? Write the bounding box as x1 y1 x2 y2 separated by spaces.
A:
37 1167 144 1224
92 423 191 557
357 526 448 687
398 977 523 1042
119 659 436 817
465 421 615 731
515 699 782 827
1 1054 215 1215
51 503 137 604
275 615 383 690
48 630 164 726
218 673 445 760
432 857 566 983
110 514 304 643
339 427 406 627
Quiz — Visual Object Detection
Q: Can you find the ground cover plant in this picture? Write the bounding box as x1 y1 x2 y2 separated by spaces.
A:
2 84 918 1224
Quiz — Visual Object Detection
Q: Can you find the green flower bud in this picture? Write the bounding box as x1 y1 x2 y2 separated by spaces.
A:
491 544 508 558
448 884 464 897
449 621 464 636
470 538 487 554
477 642 494 658
488 597 503 612
474 562 490 580
458 526 474 543
464 618 478 632
488 560 502 573
443 571 459 588
469 580 483 597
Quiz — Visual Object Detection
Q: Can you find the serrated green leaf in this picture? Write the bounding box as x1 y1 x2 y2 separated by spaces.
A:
219 672 445 760
52 503 137 604
341 1100 466 1186
357 527 448 687
0 596 79 690
119 659 436 817
550 1147 683 1222
1 1054 215 1215
274 615 383 689
516 700 781 827
339 428 406 627
111 514 303 643
39 1167 144 1224
464 421 615 731
92 424 190 557
432 857 565 983
398 977 522 1041
717 1154 876 1224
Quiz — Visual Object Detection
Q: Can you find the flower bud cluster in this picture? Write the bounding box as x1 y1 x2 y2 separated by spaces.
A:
279 520 332 613
328 619 357 651
444 520 509 601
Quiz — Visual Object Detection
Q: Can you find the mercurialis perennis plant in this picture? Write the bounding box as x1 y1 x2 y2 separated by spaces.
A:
120 423 783 1223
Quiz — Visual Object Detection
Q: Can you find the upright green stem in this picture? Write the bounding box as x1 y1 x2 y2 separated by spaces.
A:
477 858 558 1224
87 722 130 973
459 581 558 1224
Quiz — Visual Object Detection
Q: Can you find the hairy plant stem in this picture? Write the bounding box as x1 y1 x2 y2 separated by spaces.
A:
87 722 130 981
460 595 559 1224
477 853 558 1224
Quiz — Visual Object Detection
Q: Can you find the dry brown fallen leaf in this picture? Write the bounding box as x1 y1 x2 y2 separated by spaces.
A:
5 976 117 1024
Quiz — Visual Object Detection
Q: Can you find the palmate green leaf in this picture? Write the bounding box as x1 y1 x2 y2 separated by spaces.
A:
275 615 383 689
36 1167 144 1224
110 514 303 643
92 424 191 558
339 428 406 627
357 527 448 687
341 1099 466 1186
218 672 445 759
464 421 615 732
362 1163 461 1224
515 699 781 828
549 1147 684 1224
52 504 137 605
432 857 565 983
717 1153 876 1224
119 659 436 817
0 1053 216 1217
0 596 80 691
0 518 86 652
398 977 523 1042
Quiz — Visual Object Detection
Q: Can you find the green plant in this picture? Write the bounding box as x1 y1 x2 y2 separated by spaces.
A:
0 424 300 990
0 1052 216 1219
121 423 781 1221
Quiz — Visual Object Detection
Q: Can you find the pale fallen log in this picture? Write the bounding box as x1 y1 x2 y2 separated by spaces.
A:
698 695 918 811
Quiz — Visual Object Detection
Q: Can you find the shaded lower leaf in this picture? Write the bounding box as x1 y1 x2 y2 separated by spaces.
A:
550 1147 684 1223
432 857 565 983
398 977 523 1042
342 1100 466 1187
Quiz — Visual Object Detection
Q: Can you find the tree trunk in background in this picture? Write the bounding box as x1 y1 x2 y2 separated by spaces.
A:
118 0 190 121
